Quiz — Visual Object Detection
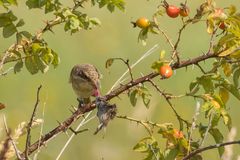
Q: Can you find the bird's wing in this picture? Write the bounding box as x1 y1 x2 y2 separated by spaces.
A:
83 65 100 89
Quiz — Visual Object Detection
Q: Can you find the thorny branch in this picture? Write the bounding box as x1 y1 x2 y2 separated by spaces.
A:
25 85 42 159
110 58 134 82
147 79 189 130
183 140 240 160
20 51 217 158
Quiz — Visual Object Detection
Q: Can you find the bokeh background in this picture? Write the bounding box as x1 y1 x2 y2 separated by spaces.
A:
0 0 240 159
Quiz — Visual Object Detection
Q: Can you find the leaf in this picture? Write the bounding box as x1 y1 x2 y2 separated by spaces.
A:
105 58 114 69
20 31 32 38
221 62 232 77
228 5 237 15
34 55 49 73
218 45 240 57
51 50 60 68
26 0 47 9
25 56 39 74
164 148 178 160
189 81 200 94
16 32 22 44
233 68 240 87
209 128 224 156
197 75 214 94
138 28 148 46
221 81 240 100
107 3 115 12
129 89 138 106
133 137 155 152
89 17 101 26
0 103 5 110
142 93 151 109
151 60 164 73
219 87 229 103
220 109 232 130
14 60 23 73
16 19 25 27
3 23 17 38
211 113 220 128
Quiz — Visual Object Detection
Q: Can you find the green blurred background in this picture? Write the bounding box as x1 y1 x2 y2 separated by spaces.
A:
0 0 240 159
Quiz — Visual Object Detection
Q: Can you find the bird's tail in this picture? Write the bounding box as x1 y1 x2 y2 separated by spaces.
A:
94 123 104 135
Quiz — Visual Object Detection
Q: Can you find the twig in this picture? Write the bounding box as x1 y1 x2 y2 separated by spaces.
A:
155 26 175 50
20 51 217 158
3 115 23 160
117 115 171 128
147 79 190 130
171 20 191 64
117 115 169 135
110 58 134 82
108 44 160 93
187 101 200 154
206 28 218 55
25 85 42 159
0 67 13 76
195 63 206 74
199 112 213 147
183 140 240 160
69 128 88 135
33 94 47 160
55 113 95 160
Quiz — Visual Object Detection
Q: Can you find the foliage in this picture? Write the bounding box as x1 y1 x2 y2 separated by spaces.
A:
0 0 240 160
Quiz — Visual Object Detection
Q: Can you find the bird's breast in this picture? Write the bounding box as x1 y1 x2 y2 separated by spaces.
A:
71 78 94 98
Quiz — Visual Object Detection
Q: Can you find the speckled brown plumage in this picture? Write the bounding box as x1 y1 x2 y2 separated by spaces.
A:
69 64 101 104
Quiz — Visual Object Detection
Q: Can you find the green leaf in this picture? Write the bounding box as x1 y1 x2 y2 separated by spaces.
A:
107 3 115 12
142 93 151 108
129 89 138 106
25 56 39 74
3 23 17 38
16 32 22 44
6 0 17 5
35 55 49 73
158 123 173 134
211 113 220 128
133 137 155 152
220 109 232 130
20 31 32 38
45 1 55 13
51 50 60 68
233 68 240 87
151 60 164 73
138 28 148 46
164 148 178 160
210 128 224 156
197 75 214 94
189 81 199 94
105 58 114 69
218 45 240 57
221 81 240 100
26 0 47 9
14 60 23 73
89 17 101 26
16 19 25 27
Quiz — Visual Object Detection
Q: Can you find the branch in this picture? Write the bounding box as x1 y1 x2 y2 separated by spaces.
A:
24 85 42 159
183 140 240 160
20 52 216 158
148 79 189 130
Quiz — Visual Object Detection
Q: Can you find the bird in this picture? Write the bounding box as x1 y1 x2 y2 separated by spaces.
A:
69 64 101 106
94 97 117 135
